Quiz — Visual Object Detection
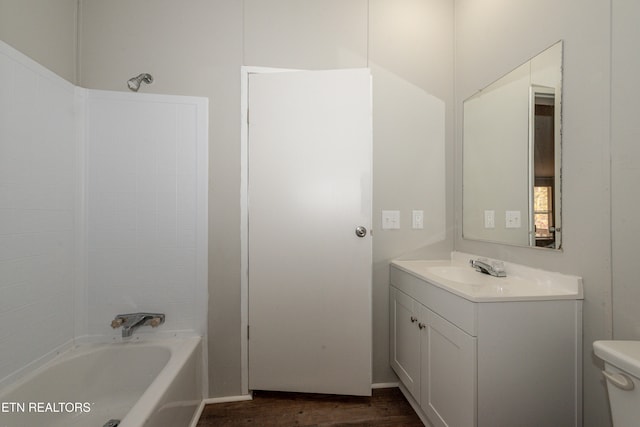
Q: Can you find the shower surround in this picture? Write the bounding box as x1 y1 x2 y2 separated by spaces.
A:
0 40 208 390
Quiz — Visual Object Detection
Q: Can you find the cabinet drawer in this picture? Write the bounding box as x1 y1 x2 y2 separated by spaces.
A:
390 265 478 336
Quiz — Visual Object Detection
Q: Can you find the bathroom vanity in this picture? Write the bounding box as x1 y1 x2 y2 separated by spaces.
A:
390 252 583 427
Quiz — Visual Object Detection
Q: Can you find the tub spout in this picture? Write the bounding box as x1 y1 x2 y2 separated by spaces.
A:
110 313 165 338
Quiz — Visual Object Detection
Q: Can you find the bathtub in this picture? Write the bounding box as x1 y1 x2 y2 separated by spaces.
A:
0 337 202 427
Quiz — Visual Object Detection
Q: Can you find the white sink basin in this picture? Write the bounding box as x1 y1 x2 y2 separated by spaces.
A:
391 254 583 302
426 266 490 286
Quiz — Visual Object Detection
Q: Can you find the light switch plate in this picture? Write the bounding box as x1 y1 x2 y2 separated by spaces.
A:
382 210 400 230
412 210 424 229
484 210 495 229
505 210 521 228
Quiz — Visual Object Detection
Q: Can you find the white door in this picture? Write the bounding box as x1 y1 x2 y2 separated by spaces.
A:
248 68 372 396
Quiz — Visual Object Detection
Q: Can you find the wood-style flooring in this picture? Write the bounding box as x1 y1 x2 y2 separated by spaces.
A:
196 387 424 426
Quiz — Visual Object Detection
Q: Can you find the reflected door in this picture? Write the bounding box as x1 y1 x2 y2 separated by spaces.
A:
529 86 560 248
247 69 372 396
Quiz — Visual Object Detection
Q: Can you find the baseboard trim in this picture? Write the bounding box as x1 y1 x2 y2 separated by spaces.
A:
372 382 400 389
191 393 254 425
202 393 254 405
198 385 399 407
188 401 206 427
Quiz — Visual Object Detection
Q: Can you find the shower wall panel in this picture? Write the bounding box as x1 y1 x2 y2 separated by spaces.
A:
0 41 78 386
84 90 208 340
0 40 207 389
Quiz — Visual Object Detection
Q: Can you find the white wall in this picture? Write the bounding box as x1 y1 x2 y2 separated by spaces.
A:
0 0 77 83
243 0 368 69
83 90 208 340
368 0 454 380
611 1 640 340
78 0 454 396
0 41 78 386
454 0 612 425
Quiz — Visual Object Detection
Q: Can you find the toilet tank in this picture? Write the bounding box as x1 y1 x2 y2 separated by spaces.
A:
593 341 640 427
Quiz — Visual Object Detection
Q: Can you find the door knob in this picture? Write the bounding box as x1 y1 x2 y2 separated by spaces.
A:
355 226 367 238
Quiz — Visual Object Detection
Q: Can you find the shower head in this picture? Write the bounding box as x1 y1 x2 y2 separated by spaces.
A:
127 73 153 92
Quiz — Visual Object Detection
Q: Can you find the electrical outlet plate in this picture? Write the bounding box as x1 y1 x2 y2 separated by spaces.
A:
505 210 521 228
412 210 424 229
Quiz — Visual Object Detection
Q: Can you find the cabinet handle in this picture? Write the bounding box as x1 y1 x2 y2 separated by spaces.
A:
418 322 426 330
410 316 418 323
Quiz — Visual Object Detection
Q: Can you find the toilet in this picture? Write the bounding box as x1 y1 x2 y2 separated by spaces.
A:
593 340 640 427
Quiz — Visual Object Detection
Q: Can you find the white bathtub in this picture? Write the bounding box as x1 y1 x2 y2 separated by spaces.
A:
0 337 202 427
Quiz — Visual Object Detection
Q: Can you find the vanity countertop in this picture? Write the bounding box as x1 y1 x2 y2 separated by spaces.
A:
391 255 583 303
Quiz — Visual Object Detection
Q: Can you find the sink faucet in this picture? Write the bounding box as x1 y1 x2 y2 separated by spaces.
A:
469 259 506 277
111 313 165 338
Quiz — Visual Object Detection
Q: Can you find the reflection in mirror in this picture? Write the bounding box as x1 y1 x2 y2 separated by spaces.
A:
463 41 563 249
529 86 559 248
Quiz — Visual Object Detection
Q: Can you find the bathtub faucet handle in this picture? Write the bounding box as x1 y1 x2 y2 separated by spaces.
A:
111 312 166 338
111 317 124 329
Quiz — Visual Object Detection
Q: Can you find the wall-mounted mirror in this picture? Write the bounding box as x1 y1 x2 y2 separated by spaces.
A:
463 41 563 250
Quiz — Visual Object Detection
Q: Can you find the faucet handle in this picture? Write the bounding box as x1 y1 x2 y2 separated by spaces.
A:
111 317 124 329
149 317 162 327
491 260 505 273
470 257 488 266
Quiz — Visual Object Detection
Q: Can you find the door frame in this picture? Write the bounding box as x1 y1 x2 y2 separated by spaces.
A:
240 66 298 395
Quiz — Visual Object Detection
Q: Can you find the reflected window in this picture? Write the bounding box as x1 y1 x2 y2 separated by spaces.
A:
534 186 553 239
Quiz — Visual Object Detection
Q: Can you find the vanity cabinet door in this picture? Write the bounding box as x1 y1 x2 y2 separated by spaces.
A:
390 287 421 401
420 304 477 427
